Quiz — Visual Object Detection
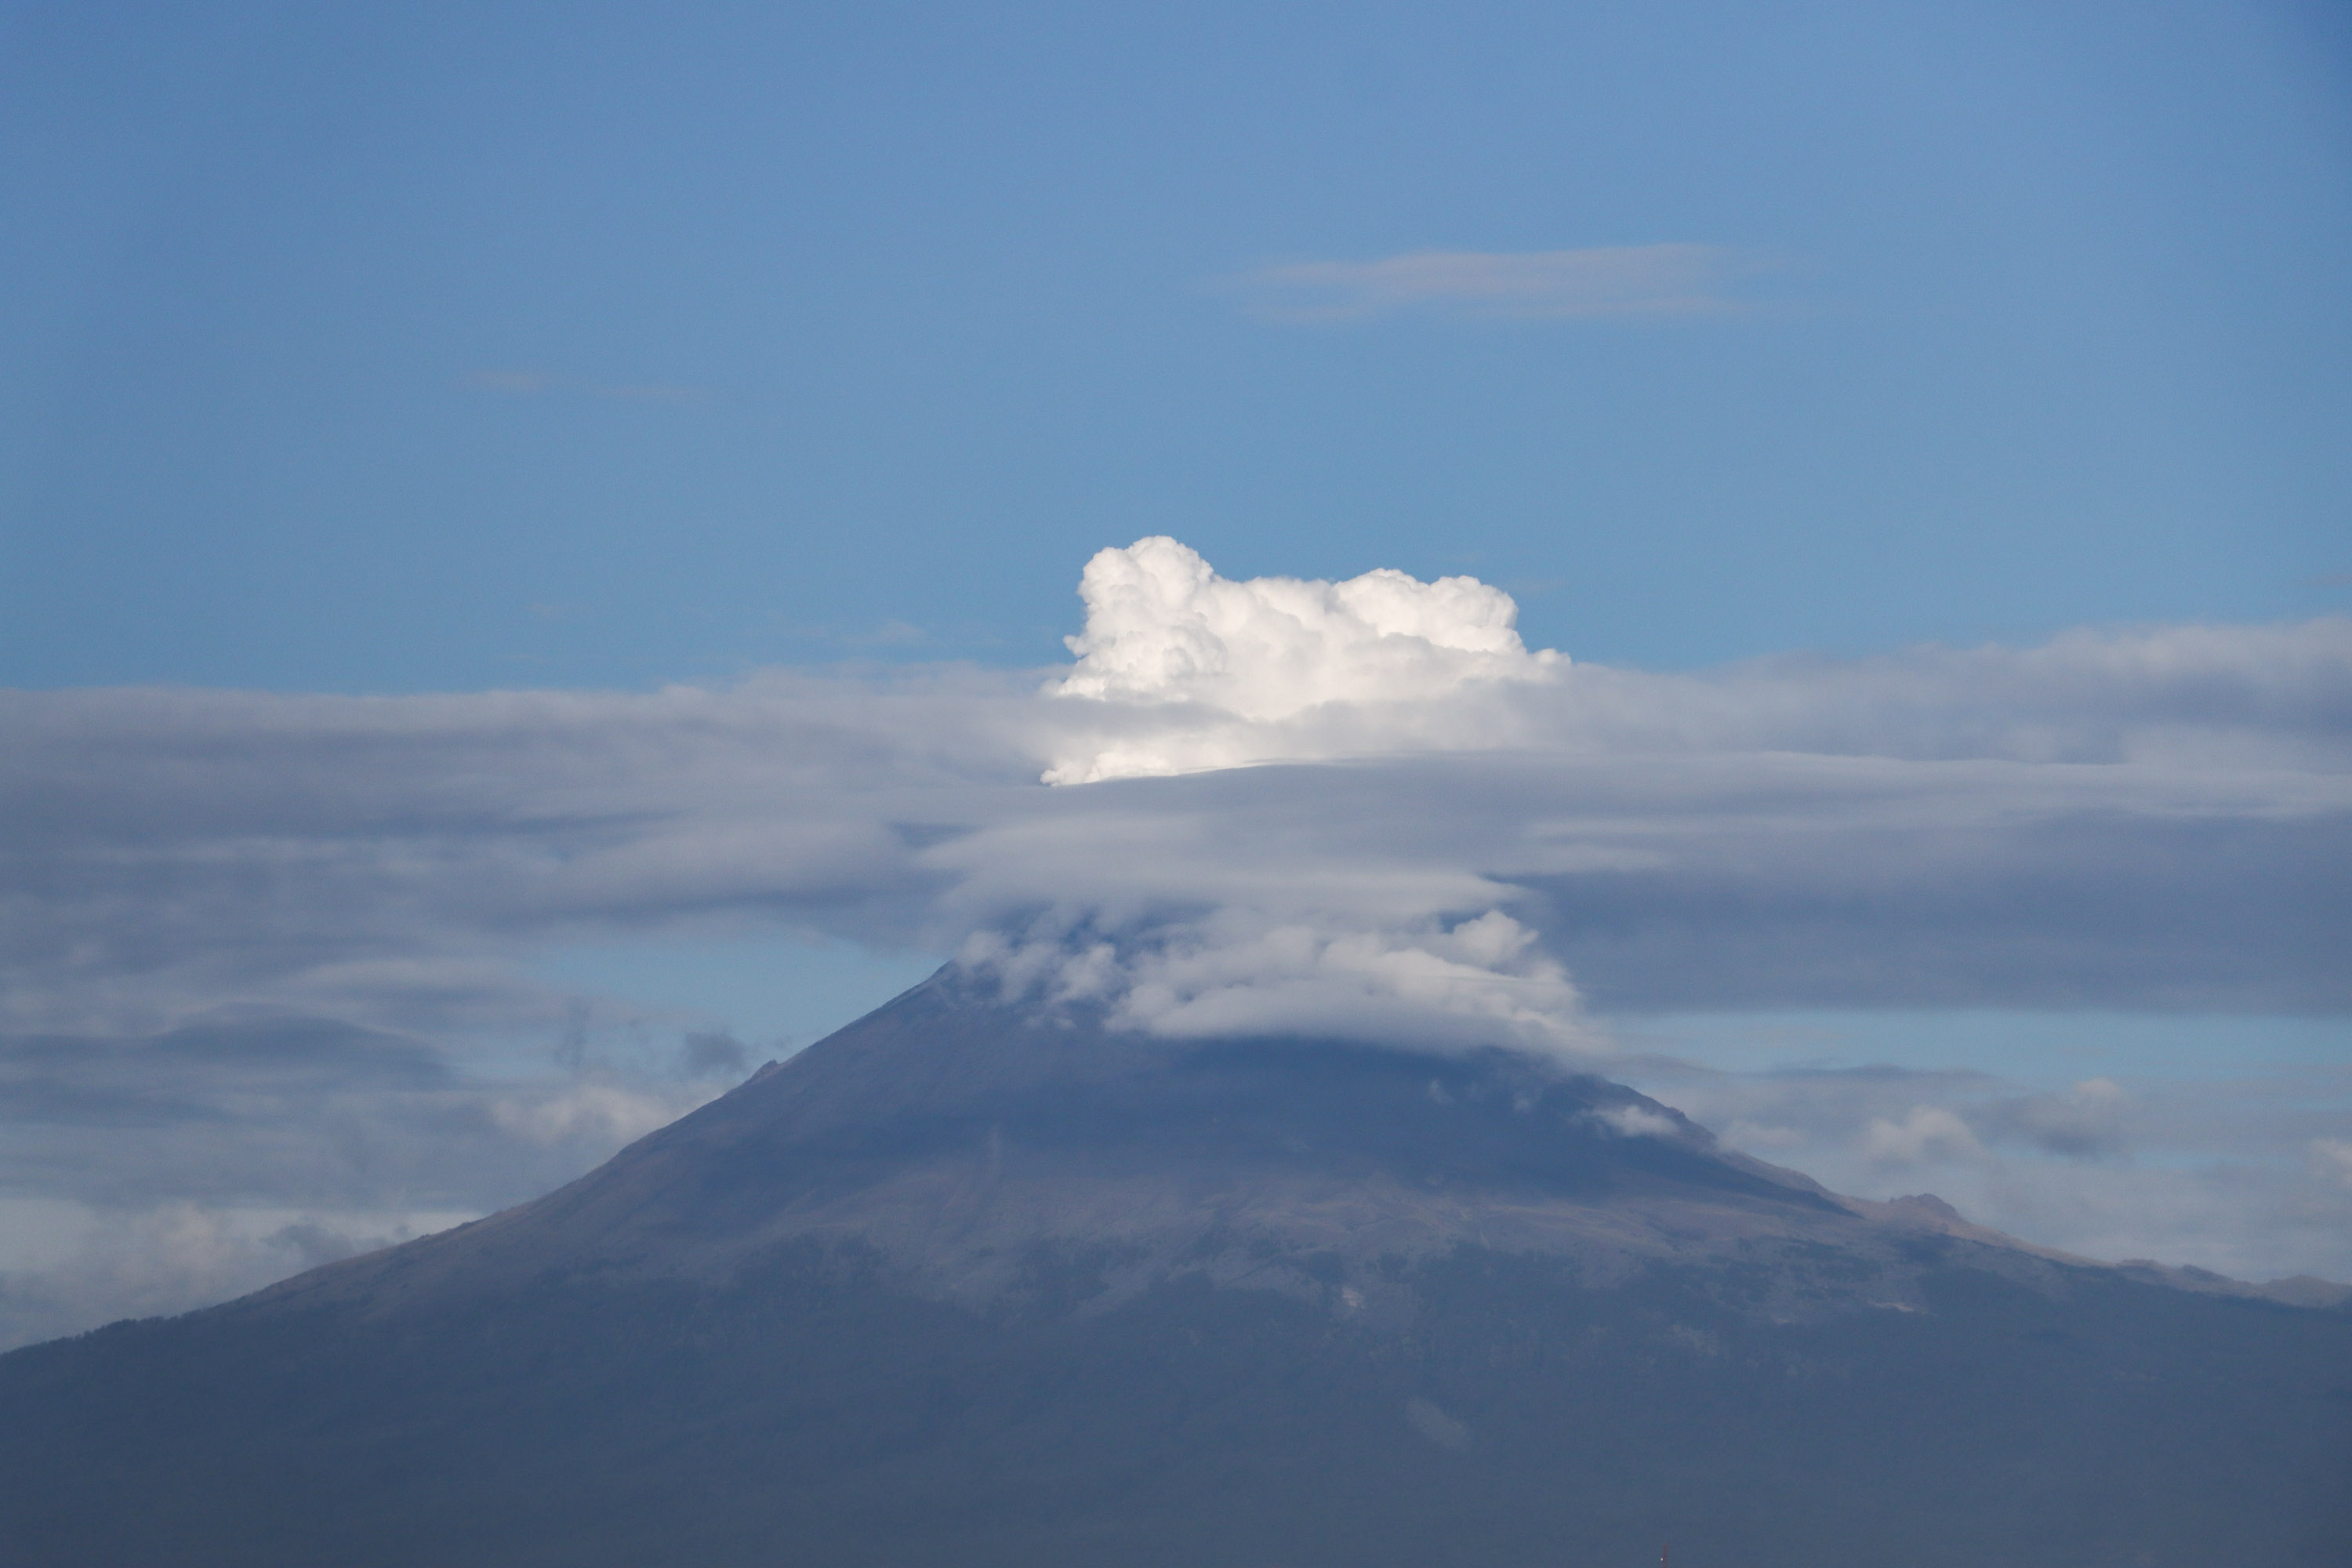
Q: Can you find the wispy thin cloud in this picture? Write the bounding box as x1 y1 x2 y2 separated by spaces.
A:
465 368 555 394
461 369 708 403
593 382 705 405
1220 244 1749 323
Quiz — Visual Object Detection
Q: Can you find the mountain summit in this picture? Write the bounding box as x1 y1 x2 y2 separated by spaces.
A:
5 971 2349 1566
278 969 1965 1320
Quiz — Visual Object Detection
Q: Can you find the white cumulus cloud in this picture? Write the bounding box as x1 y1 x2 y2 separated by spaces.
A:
1044 537 1563 782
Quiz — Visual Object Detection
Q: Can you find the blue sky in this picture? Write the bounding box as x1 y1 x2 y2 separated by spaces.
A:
5 1 2349 691
3 3 2350 1345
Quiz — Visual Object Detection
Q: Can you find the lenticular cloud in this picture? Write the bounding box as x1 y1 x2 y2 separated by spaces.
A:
1043 537 1563 782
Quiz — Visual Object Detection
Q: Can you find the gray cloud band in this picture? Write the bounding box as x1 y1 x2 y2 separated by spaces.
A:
4 622 2346 1038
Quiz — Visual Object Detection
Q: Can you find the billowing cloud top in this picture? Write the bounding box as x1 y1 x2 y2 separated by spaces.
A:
1044 538 1563 782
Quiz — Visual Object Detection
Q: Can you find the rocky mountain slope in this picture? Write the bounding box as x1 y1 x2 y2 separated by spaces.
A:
4 969 2348 1566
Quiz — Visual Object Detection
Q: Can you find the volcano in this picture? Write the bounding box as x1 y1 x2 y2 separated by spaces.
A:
4 969 2348 1566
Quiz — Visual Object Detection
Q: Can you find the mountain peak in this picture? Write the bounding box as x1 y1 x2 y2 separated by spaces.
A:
11 972 2351 1567
270 971 2020 1323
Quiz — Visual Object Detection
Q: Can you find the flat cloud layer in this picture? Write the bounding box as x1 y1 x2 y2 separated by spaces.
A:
2 540 2348 1341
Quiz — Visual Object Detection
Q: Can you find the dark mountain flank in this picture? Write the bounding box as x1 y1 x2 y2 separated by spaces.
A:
5 970 2349 1566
